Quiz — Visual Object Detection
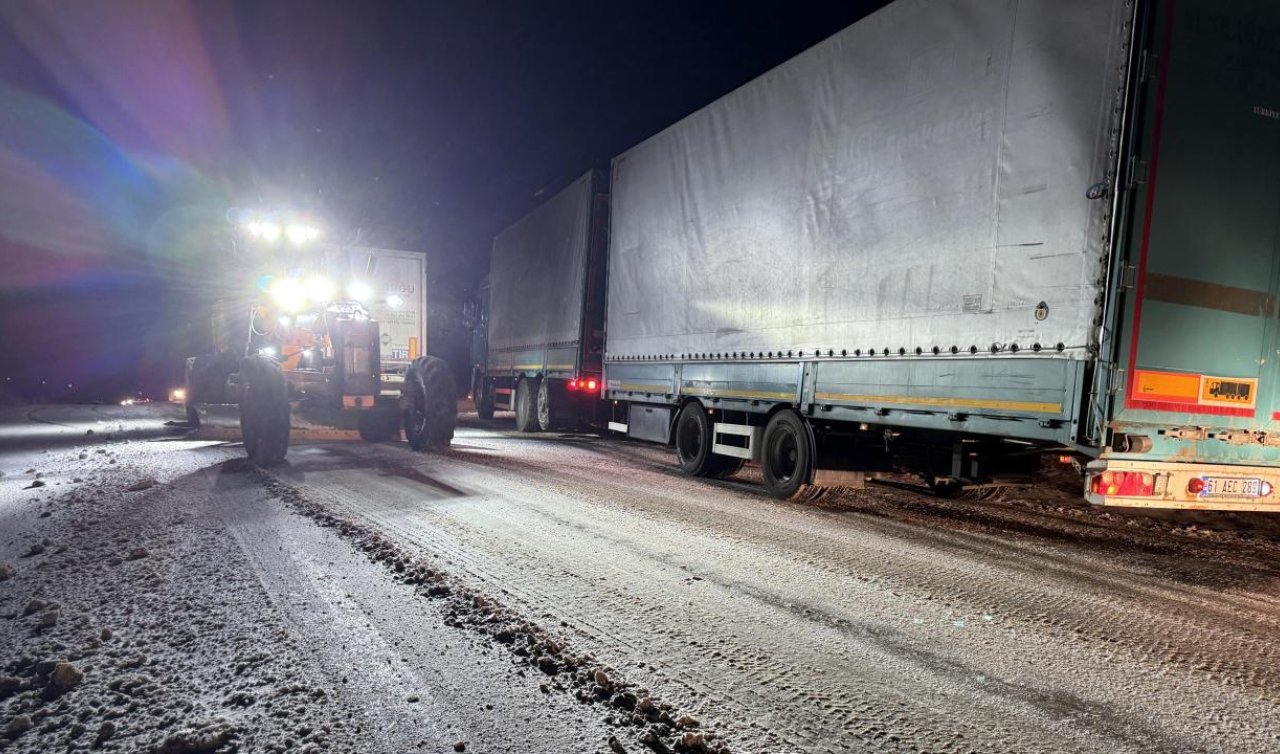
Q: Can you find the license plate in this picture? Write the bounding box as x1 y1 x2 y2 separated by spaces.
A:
1200 476 1264 498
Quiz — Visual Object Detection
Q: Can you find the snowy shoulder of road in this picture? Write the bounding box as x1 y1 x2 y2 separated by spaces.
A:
0 407 667 754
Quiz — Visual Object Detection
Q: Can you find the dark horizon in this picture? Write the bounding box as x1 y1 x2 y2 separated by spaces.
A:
0 1 887 403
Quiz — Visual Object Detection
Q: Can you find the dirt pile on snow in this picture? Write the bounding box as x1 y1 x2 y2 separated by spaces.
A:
267 479 733 754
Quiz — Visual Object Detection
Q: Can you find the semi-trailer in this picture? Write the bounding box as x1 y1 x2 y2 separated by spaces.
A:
479 0 1280 511
471 170 610 432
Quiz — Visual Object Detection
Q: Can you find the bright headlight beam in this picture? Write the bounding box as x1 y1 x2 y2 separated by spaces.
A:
286 224 319 246
346 280 373 302
269 277 307 313
259 222 282 243
304 273 336 304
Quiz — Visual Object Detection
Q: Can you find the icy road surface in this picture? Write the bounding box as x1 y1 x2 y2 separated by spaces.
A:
3 404 1280 753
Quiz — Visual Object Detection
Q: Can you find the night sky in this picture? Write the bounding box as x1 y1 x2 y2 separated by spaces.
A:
0 0 886 403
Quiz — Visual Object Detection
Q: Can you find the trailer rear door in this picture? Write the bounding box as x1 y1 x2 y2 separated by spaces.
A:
1112 0 1280 460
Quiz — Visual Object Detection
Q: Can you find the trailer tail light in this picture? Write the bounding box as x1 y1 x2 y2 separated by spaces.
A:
567 377 598 391
1089 470 1155 497
1187 477 1205 495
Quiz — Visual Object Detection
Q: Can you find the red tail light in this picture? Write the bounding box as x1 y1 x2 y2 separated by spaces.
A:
1187 477 1206 495
567 379 579 391
586 378 598 391
1089 470 1155 497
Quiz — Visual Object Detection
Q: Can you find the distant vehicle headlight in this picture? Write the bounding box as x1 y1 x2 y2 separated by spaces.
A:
258 346 277 358
169 387 187 403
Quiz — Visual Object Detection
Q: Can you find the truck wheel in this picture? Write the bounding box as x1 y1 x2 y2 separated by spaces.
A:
358 410 401 443
403 356 457 452
514 377 540 433
536 379 554 432
674 402 740 478
761 410 812 498
474 375 495 421
239 355 290 466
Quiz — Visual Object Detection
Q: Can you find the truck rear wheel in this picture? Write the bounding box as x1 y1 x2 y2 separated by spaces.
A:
536 379 555 432
403 356 457 452
239 355 290 466
674 402 742 478
514 377 540 432
761 410 812 498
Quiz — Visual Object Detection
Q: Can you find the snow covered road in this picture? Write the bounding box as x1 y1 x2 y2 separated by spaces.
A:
3 405 1280 753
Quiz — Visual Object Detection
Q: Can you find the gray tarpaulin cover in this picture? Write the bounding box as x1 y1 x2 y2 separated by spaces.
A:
606 0 1131 359
489 172 594 352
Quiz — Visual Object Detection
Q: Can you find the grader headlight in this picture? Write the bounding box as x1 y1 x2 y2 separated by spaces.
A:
269 277 308 313
304 273 336 304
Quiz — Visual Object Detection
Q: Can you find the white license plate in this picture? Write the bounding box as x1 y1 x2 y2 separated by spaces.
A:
1201 476 1264 498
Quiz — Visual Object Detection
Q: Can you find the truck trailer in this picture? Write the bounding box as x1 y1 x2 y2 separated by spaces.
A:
483 0 1280 511
471 170 610 432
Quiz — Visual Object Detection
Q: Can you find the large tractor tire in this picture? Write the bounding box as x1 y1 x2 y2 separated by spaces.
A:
358 409 401 443
239 355 290 466
473 372 495 421
403 356 457 452
514 377 540 433
760 409 812 498
674 402 743 479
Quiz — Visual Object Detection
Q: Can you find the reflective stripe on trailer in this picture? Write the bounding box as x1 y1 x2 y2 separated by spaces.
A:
1085 459 1280 512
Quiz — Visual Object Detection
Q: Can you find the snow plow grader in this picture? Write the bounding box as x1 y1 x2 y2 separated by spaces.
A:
184 216 455 465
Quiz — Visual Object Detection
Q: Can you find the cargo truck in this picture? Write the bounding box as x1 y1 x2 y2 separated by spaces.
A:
480 0 1280 512
471 170 610 432
186 239 457 465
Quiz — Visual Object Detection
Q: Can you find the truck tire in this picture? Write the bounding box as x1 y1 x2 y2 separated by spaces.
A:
514 377 540 433
403 355 457 452
239 355 290 466
358 409 401 443
474 374 495 421
674 402 742 478
536 378 554 432
761 409 812 499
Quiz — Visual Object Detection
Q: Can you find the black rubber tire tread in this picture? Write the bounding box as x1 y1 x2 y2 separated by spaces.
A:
474 373 495 421
358 410 401 443
536 378 554 432
514 377 540 433
676 402 738 478
238 355 290 466
761 409 812 499
402 356 457 452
